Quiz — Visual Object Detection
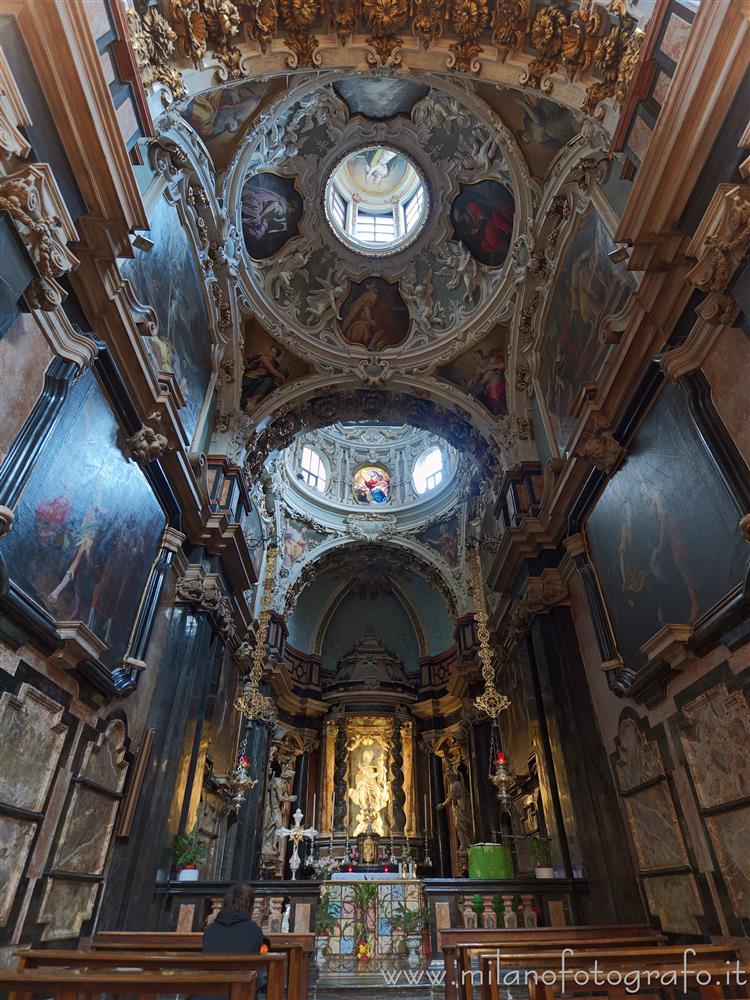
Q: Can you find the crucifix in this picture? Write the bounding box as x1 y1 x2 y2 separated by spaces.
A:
277 808 318 880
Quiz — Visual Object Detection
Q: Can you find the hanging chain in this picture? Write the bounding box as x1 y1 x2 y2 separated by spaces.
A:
469 545 510 720
235 545 278 724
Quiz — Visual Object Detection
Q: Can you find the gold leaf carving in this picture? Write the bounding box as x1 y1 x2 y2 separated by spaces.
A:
447 0 489 74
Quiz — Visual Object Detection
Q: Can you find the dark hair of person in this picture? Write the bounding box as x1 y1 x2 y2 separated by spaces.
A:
222 883 255 912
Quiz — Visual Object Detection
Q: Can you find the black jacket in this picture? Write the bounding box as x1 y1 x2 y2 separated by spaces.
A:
193 909 266 1000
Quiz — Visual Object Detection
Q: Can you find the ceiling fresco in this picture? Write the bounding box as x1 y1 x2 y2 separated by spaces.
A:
224 74 535 374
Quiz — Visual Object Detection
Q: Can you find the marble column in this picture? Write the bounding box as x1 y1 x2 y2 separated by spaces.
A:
390 717 407 834
332 720 348 833
230 714 271 881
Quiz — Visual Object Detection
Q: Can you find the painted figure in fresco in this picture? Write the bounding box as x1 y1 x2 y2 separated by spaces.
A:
466 347 507 416
262 765 297 857
241 347 289 412
349 747 389 836
241 184 297 243
282 522 309 566
618 491 700 626
353 466 391 505
516 93 579 149
437 767 472 853
457 197 514 257
339 278 409 352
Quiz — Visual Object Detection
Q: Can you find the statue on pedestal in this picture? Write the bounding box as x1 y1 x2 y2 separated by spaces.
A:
262 764 297 859
438 767 472 854
348 747 389 836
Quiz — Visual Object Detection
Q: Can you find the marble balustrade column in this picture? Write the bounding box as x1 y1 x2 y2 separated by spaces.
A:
390 717 407 834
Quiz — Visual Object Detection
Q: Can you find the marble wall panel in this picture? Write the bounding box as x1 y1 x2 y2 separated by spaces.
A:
705 807 750 920
623 783 689 872
79 719 128 793
679 684 750 809
0 683 67 812
642 874 703 934
0 816 36 926
614 717 664 793
38 877 99 941
52 784 120 875
0 313 53 465
701 326 750 469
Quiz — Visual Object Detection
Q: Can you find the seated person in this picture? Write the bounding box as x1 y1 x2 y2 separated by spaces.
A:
198 883 268 998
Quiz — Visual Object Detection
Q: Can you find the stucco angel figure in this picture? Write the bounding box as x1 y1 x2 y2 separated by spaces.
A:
261 764 297 856
437 767 472 853
348 747 389 836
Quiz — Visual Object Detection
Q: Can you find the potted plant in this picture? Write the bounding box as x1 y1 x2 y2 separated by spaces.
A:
315 890 335 968
173 825 207 881
393 903 428 969
528 836 554 878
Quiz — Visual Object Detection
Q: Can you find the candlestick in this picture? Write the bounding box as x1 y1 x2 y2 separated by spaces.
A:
423 793 428 835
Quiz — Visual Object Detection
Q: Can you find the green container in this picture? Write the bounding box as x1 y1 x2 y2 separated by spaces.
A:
468 843 514 880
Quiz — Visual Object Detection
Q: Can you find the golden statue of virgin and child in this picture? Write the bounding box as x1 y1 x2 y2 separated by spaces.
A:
348 747 390 836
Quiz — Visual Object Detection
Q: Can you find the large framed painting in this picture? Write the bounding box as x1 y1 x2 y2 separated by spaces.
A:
241 320 310 414
240 172 303 260
121 196 213 442
585 382 747 672
450 180 515 267
339 277 410 351
0 369 166 671
537 205 635 452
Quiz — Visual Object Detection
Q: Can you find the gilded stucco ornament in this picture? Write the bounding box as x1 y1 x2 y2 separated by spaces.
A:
363 0 408 65
170 0 209 63
412 0 445 48
492 0 528 61
243 0 280 52
583 1 643 116
327 0 357 45
280 0 322 67
522 0 568 92
203 0 245 79
448 0 490 74
129 6 187 99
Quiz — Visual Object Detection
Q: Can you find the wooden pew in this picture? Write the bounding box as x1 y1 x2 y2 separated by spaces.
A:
16 949 285 1000
440 925 662 1000
477 945 743 1000
0 968 257 1000
92 929 312 1000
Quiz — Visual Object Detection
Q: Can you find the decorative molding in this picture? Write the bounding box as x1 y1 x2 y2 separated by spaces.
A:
0 163 79 311
127 415 170 465
0 46 32 160
175 567 238 645
573 411 625 474
51 621 109 672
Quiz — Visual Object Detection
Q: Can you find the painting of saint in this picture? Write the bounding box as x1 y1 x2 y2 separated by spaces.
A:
419 518 460 566
451 180 515 267
586 383 747 673
439 327 508 417
353 465 391 505
339 277 410 352
121 196 213 443
181 80 269 166
333 77 429 121
282 519 324 568
240 172 303 260
0 370 165 670
241 347 289 412
538 206 635 451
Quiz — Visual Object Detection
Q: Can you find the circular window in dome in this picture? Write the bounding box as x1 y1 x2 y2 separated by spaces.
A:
325 147 427 255
353 464 392 505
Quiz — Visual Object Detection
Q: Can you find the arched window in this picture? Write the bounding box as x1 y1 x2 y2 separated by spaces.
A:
300 446 327 491
413 447 444 495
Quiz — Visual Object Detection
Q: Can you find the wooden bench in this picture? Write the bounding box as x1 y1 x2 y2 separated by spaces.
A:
440 925 662 1000
477 951 746 1000
17 948 285 1000
0 968 257 1000
92 929 311 999
439 924 656 1000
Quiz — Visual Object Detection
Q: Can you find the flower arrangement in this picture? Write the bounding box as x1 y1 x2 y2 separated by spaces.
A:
310 855 341 880
356 939 373 962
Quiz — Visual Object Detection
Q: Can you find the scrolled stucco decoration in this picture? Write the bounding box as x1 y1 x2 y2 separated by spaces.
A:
127 415 170 465
0 163 79 311
573 411 624 474
0 48 31 161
